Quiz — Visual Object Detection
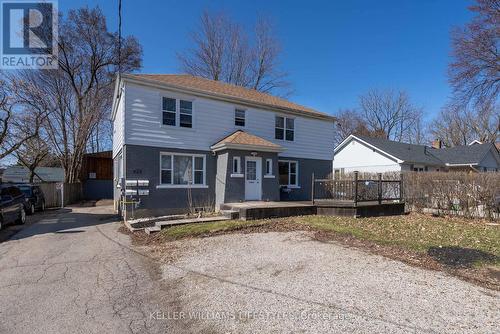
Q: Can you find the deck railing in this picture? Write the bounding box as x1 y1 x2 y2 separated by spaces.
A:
311 172 403 206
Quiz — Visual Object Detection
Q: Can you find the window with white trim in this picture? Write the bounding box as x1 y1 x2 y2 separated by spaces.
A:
232 157 241 174
279 160 298 186
275 116 294 141
265 159 272 175
235 109 245 127
160 153 205 186
179 100 193 128
162 97 176 126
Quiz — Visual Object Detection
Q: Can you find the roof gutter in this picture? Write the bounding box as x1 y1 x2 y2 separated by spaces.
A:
210 143 285 153
121 74 336 122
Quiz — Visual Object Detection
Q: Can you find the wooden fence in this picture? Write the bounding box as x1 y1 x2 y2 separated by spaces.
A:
312 172 403 205
38 183 82 208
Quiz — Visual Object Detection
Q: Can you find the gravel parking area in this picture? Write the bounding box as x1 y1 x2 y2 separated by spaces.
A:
159 231 499 334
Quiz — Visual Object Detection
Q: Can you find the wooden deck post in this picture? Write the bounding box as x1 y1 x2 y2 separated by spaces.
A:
378 173 382 204
399 172 404 203
353 171 358 207
311 173 315 205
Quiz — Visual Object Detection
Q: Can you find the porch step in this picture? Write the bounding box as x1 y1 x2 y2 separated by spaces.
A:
145 216 233 234
220 209 240 219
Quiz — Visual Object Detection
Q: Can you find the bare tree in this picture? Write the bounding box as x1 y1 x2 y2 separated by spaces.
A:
10 7 142 183
0 79 44 161
430 102 499 146
178 11 290 96
15 133 50 183
359 89 423 143
449 0 500 107
333 109 372 146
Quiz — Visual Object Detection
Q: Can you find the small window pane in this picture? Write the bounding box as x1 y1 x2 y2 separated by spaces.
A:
161 170 172 184
275 116 284 128
286 118 294 129
290 173 296 185
290 162 297 173
161 155 171 169
235 109 245 127
180 114 192 128
194 171 203 184
194 157 203 170
233 158 239 173
163 97 176 111
173 156 192 184
275 128 284 140
279 162 289 185
285 129 294 141
266 160 271 174
163 112 176 126
180 100 192 114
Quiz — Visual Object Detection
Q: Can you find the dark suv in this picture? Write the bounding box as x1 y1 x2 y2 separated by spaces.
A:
16 184 46 215
0 184 26 229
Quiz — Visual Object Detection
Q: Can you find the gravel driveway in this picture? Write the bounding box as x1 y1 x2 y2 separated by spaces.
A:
159 231 499 334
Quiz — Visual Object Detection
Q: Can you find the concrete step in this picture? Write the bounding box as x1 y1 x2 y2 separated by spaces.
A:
143 216 233 234
144 226 161 235
220 209 239 219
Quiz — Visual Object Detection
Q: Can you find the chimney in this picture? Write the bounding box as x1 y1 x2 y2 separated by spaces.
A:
431 139 442 149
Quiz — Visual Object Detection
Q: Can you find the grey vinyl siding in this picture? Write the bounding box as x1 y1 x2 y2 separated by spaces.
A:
124 144 216 217
279 156 332 201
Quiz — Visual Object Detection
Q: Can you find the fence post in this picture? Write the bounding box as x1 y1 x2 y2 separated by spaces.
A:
353 171 358 207
311 173 315 205
399 173 404 203
378 173 382 204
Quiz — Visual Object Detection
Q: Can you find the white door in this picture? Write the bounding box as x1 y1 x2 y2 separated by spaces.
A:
245 157 262 200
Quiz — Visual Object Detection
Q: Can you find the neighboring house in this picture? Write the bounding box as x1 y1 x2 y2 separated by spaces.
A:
333 135 500 176
1 166 65 183
112 74 335 216
81 151 113 200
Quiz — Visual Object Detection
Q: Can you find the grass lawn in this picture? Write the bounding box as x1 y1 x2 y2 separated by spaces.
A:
159 214 499 269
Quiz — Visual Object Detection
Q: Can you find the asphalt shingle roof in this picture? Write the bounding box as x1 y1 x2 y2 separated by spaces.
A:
212 130 282 150
128 74 334 120
354 135 498 166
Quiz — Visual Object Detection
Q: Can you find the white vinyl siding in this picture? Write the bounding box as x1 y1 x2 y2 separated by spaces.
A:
124 82 334 160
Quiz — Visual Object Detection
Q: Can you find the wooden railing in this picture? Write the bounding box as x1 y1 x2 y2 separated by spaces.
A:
311 172 403 206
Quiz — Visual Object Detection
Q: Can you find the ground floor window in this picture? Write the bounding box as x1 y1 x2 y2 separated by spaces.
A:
160 153 205 186
279 160 298 186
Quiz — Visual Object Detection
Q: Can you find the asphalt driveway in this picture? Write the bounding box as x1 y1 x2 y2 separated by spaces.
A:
0 205 172 334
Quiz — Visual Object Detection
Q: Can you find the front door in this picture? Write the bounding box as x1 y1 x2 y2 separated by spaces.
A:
245 157 262 200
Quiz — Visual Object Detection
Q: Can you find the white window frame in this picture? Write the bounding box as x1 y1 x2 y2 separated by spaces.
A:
234 108 246 127
264 158 275 178
160 96 195 129
278 160 299 187
275 115 295 141
157 152 207 188
230 156 243 178
179 99 193 128
162 97 176 127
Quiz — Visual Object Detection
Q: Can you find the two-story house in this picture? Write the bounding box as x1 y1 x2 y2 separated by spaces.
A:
112 74 335 217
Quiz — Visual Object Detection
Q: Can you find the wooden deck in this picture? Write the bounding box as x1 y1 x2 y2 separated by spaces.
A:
221 200 405 220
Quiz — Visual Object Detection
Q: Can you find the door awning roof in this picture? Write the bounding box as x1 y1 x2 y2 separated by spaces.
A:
211 130 284 153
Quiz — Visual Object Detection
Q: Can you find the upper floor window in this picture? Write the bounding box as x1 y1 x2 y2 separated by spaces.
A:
180 100 193 128
162 97 193 128
275 116 294 141
235 109 245 127
162 97 176 126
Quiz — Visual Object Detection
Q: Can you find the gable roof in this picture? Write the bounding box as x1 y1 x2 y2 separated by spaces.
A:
431 143 498 165
353 135 443 165
211 130 283 152
122 74 335 121
336 135 499 166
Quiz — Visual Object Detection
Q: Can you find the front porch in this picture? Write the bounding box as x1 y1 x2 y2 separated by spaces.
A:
220 200 406 220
